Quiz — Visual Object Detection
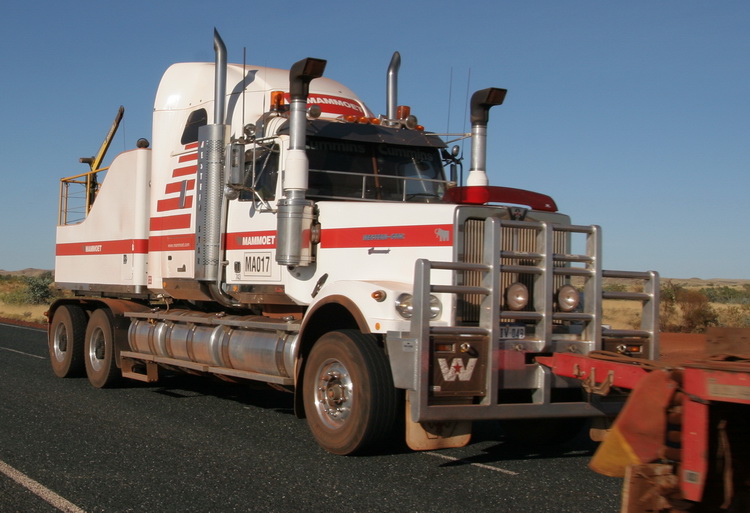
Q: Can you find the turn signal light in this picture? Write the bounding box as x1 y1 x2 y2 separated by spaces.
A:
616 344 643 354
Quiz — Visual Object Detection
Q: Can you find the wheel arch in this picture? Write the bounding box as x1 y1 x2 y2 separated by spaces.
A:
294 294 376 419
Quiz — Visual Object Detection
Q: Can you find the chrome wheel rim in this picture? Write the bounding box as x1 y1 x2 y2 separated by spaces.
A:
52 323 68 362
88 327 106 372
313 359 353 429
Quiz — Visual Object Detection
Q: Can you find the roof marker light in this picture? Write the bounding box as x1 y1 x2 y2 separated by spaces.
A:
270 90 285 111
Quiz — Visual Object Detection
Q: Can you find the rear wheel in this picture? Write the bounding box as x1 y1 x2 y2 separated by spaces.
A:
49 305 87 378
84 309 119 388
303 330 399 455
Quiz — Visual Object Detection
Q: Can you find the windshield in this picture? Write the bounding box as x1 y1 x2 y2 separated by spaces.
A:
306 137 447 202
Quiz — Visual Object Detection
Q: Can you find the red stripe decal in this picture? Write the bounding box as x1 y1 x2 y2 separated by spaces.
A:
184 142 199 150
225 231 278 250
149 234 195 251
178 152 198 163
156 196 194 212
56 239 148 256
321 224 453 249
172 165 197 178
165 180 195 194
150 214 192 231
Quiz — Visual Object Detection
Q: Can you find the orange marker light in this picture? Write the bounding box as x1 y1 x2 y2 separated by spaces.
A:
270 91 285 110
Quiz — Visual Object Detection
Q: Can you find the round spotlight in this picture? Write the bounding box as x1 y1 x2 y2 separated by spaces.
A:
307 104 322 119
557 284 581 312
395 293 442 319
395 293 414 319
506 282 529 311
427 295 442 319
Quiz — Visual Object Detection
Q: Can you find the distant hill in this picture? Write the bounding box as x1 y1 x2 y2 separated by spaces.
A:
601 276 750 289
0 269 52 277
659 277 750 288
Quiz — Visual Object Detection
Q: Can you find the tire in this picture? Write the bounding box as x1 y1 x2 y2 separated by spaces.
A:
84 309 120 388
48 305 87 378
303 330 399 455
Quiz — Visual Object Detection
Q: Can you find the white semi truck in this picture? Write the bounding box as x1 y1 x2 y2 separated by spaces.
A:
49 31 659 455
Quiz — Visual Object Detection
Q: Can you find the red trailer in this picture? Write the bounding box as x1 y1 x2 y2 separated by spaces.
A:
539 328 750 512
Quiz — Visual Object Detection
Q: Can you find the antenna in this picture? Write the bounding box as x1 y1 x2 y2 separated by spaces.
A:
446 67 453 134
461 68 472 157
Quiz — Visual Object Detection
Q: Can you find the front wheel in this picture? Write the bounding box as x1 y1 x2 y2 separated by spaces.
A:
84 309 120 388
303 330 399 455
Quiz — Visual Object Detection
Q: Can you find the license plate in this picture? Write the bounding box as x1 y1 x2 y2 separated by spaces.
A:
500 326 525 339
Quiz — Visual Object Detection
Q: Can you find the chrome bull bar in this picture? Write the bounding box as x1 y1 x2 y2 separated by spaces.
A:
387 217 659 423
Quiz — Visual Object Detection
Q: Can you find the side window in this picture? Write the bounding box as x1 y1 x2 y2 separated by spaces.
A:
240 145 279 201
180 108 207 145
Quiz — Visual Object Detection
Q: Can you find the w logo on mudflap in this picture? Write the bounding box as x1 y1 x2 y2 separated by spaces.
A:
438 358 478 382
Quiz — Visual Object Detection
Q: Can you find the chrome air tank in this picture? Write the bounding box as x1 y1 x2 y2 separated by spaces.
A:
128 310 298 378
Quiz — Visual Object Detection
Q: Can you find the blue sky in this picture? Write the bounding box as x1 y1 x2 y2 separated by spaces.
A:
1 1 747 279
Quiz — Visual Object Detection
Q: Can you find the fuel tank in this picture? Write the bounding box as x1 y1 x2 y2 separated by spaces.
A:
128 310 297 378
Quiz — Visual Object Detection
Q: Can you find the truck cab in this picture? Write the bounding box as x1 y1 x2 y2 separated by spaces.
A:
50 31 659 455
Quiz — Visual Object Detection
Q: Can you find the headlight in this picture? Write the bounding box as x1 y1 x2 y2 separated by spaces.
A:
505 282 529 311
395 293 442 319
557 284 580 312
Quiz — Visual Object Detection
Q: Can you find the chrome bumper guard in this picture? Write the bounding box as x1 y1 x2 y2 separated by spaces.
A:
386 217 659 423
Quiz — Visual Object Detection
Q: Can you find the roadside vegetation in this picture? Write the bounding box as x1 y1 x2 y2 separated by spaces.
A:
1 271 748 333
0 272 57 324
603 279 750 333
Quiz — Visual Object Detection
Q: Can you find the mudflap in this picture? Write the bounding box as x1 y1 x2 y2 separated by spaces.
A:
404 398 472 451
590 370 678 477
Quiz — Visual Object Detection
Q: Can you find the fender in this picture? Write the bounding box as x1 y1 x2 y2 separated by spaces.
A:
293 279 413 419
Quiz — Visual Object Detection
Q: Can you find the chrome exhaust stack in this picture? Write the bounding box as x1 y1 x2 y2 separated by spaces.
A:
213 29 227 126
386 51 401 124
195 29 230 282
466 87 507 187
276 57 326 267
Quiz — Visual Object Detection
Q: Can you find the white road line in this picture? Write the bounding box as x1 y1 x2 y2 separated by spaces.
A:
0 460 87 513
0 347 45 359
425 451 520 475
0 322 45 332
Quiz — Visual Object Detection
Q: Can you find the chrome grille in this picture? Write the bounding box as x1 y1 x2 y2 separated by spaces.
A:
458 217 568 324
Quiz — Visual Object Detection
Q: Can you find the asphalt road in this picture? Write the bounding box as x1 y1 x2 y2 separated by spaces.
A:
0 322 621 512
